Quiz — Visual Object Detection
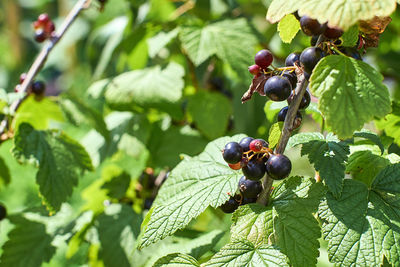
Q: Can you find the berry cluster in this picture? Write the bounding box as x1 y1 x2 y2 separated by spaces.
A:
220 137 292 213
15 73 46 96
33 13 55 43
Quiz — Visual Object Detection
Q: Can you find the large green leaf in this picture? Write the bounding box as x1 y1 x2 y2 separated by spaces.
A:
105 62 184 111
310 55 391 139
0 215 56 267
12 123 93 213
187 91 232 140
266 0 396 30
205 240 289 267
376 102 400 146
153 253 200 267
138 135 245 249
179 18 257 76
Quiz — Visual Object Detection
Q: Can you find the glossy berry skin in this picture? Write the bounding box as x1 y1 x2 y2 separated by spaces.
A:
282 71 297 88
324 27 343 39
220 197 239 213
238 176 262 198
300 16 326 36
264 76 292 102
241 197 257 205
300 47 324 73
223 142 243 164
31 80 46 95
38 13 50 25
266 154 292 180
254 49 273 69
0 204 6 221
242 160 266 180
34 29 47 43
248 64 261 76
277 107 302 128
239 137 254 152
285 52 300 66
287 90 311 109
249 139 268 152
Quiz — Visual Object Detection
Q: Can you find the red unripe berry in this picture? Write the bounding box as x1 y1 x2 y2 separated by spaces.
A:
38 13 50 25
249 139 265 152
33 21 41 30
228 162 242 170
19 73 27 84
45 22 55 34
254 49 273 69
248 64 261 76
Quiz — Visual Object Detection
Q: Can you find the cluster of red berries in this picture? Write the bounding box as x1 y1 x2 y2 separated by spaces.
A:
15 73 46 96
219 137 292 213
33 13 56 43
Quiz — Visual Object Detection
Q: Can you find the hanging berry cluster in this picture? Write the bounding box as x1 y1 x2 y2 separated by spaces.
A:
219 137 292 213
33 13 56 43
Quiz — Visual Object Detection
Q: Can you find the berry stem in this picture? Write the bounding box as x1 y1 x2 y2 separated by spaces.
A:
0 0 90 141
257 73 309 206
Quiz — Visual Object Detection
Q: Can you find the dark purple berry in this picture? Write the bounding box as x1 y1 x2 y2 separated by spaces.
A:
282 71 297 88
285 52 300 66
287 90 311 109
0 204 6 221
324 27 343 39
239 137 254 152
266 154 292 180
238 176 262 198
304 72 311 81
277 106 302 128
300 16 327 36
223 142 243 164
34 29 47 43
242 159 266 180
300 47 325 73
264 76 292 102
31 80 46 95
220 197 239 213
254 49 273 69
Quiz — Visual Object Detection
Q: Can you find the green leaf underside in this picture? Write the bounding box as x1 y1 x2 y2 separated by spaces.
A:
277 14 300 43
153 253 200 267
310 55 391 139
12 123 93 213
0 216 56 267
271 177 325 267
301 140 349 198
105 62 184 110
319 167 400 266
375 102 400 146
139 135 245 249
205 240 289 267
266 0 396 31
179 18 257 76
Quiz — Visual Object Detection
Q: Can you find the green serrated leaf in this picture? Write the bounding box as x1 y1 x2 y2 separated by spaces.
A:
147 28 179 58
341 25 359 47
100 166 131 199
153 253 200 267
353 130 385 155
287 132 324 148
179 19 258 76
205 240 289 267
187 91 232 140
268 122 283 149
138 135 245 249
301 140 349 198
310 55 391 139
375 102 400 146
277 14 300 43
12 123 93 213
231 204 273 246
267 0 396 31
372 163 400 194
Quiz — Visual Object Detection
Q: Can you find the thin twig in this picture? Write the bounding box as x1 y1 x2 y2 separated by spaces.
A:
0 0 90 140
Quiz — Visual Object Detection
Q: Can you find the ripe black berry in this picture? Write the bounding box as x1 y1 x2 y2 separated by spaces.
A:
31 80 46 95
220 197 239 213
282 71 297 88
300 47 324 73
266 154 292 180
264 76 292 102
304 72 311 81
242 159 266 180
277 106 302 129
0 204 6 221
239 137 254 152
254 49 273 69
249 139 268 152
324 27 343 39
34 29 47 43
287 90 311 109
238 176 262 198
285 52 300 66
223 142 243 164
300 16 326 36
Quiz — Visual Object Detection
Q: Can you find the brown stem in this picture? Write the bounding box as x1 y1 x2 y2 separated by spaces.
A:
0 0 90 141
257 74 309 206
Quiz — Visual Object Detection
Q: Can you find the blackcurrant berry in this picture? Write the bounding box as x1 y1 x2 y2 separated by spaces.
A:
238 176 262 198
239 137 254 152
223 142 243 164
0 204 6 221
248 65 261 76
324 27 343 39
282 71 297 88
277 107 302 129
31 80 46 95
34 29 47 43
242 159 266 180
287 90 311 109
300 47 325 73
285 52 300 66
300 16 326 36
264 76 292 102
249 139 268 152
241 197 257 205
38 13 50 25
266 154 292 180
254 49 273 69
310 35 319 46
220 197 239 213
